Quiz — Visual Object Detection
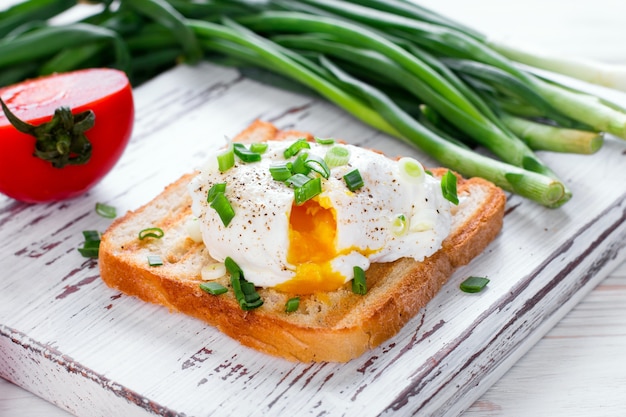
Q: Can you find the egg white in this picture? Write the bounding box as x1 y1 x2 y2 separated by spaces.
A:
188 140 452 289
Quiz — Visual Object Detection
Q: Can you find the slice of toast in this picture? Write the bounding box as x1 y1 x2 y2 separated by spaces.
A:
98 120 506 362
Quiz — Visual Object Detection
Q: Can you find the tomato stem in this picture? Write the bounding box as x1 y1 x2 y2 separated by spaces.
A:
0 98 94 168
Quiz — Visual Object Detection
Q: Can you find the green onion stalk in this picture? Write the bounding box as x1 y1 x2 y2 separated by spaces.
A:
500 114 604 155
123 0 203 64
0 23 131 74
336 0 626 92
278 0 626 140
271 33 575 170
0 0 77 39
438 58 585 130
487 37 626 93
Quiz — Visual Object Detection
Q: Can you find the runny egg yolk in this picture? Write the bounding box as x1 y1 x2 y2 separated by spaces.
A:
275 197 346 294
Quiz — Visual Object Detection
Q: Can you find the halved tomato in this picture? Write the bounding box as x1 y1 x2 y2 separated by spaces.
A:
0 68 134 203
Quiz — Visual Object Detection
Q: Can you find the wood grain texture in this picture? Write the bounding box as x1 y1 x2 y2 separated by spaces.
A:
1 0 626 416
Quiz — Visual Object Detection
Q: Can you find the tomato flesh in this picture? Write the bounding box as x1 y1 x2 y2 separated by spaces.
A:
0 68 134 203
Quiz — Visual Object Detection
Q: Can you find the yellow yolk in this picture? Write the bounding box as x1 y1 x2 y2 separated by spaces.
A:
275 198 346 294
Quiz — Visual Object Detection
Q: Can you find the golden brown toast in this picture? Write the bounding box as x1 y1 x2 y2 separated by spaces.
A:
98 120 506 362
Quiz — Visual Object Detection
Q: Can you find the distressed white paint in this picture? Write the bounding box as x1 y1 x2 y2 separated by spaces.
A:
1 1 626 416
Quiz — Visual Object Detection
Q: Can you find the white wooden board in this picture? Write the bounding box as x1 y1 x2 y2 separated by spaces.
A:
0 62 624 417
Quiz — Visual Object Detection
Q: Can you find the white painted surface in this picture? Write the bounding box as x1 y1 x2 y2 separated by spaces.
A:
1 0 625 416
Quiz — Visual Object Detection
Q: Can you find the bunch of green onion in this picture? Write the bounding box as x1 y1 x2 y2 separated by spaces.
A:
1 0 625 207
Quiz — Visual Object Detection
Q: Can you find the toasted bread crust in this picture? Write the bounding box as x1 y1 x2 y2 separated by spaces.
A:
99 121 506 362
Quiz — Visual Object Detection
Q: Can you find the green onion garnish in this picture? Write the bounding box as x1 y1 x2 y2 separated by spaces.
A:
201 263 226 280
351 266 367 295
291 152 311 176
199 281 228 296
77 230 101 258
147 254 163 267
398 157 425 183
315 137 335 145
294 177 322 205
285 297 300 313
217 145 235 172
225 256 263 310
233 142 262 163
207 182 226 203
283 138 310 158
224 256 242 277
210 192 235 227
343 169 364 191
77 246 99 258
324 145 350 167
460 276 490 293
82 230 101 242
95 202 116 219
285 173 312 188
305 153 330 179
441 170 459 205
269 163 293 181
249 142 268 154
391 214 408 236
138 227 164 240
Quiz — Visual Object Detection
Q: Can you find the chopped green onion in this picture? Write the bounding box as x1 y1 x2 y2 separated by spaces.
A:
224 256 242 277
409 209 437 232
138 227 164 240
207 182 227 203
82 230 101 242
249 142 268 154
199 281 228 295
285 173 312 188
283 138 310 158
324 145 350 167
398 157 425 183
290 152 311 175
441 170 459 205
460 276 490 293
239 280 263 310
351 266 367 295
304 153 330 179
343 169 364 191
95 202 116 219
185 217 203 243
217 144 235 172
315 137 335 145
77 246 99 258
294 176 322 205
269 163 293 181
225 256 263 310
147 254 163 267
285 297 300 312
201 263 227 280
233 142 262 162
77 230 101 258
210 192 235 227
391 214 408 236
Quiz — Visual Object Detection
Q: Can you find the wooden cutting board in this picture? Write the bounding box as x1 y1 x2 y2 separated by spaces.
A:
1 63 624 417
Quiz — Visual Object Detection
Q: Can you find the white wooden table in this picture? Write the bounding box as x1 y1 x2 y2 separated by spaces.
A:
1 1 625 416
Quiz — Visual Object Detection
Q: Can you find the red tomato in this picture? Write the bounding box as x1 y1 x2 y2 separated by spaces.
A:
0 68 134 203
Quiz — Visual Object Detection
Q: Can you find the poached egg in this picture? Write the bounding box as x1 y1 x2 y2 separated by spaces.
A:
188 139 452 295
